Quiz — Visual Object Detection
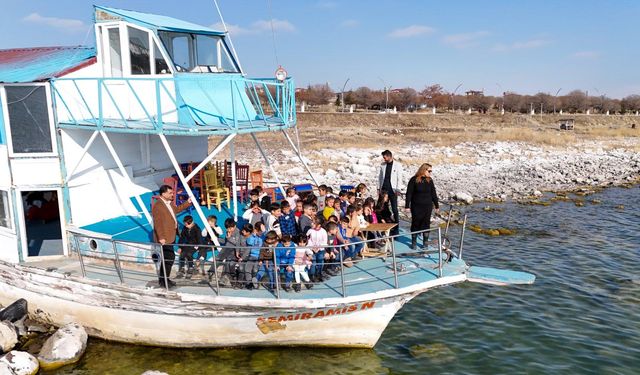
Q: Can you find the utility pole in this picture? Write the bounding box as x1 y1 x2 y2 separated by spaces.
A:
340 78 350 113
554 88 562 114
452 83 462 113
378 77 390 112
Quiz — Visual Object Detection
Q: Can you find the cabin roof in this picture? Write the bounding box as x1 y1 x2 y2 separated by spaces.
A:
0 46 96 83
95 6 226 36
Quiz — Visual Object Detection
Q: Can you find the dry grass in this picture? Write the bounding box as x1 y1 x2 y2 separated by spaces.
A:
210 113 639 153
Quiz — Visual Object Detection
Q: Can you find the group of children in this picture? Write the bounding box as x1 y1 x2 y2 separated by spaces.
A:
173 183 397 293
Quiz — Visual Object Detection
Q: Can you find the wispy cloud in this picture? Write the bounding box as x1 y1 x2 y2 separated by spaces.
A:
388 25 435 38
492 38 550 51
572 50 600 59
340 19 359 28
211 19 296 36
252 19 296 33
22 13 87 33
211 22 252 36
316 1 337 8
443 31 490 48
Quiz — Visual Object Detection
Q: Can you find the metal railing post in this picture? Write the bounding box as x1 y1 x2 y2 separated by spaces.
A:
339 246 346 297
158 245 169 291
273 247 280 299
437 227 443 278
445 203 453 237
210 248 221 295
391 236 399 288
459 214 467 260
73 236 87 278
111 240 125 283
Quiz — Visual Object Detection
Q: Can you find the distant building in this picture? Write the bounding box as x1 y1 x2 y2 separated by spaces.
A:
465 90 484 96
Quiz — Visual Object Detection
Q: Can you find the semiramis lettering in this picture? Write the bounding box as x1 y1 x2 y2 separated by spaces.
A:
258 301 377 323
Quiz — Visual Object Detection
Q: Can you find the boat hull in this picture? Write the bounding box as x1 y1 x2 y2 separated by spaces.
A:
0 261 465 348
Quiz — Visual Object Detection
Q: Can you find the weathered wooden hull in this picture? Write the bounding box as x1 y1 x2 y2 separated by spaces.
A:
0 260 466 348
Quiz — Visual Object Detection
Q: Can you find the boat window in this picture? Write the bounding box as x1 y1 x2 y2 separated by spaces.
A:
153 41 170 74
159 31 239 73
107 28 123 77
128 26 151 74
5 86 53 154
0 191 11 229
159 32 193 72
220 40 238 73
196 35 217 66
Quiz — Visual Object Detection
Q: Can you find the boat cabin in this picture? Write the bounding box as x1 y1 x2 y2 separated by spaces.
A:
0 6 296 263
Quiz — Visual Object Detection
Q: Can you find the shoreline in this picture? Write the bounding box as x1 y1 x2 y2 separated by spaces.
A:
234 138 640 205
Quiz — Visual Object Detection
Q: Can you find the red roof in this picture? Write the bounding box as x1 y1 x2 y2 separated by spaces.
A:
0 46 96 83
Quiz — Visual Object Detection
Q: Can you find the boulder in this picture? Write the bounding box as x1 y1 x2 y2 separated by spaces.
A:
0 300 27 324
37 323 88 371
141 372 169 375
454 192 474 205
0 351 39 375
0 361 15 375
0 322 17 353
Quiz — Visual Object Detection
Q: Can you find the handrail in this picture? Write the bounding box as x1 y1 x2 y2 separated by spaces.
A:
68 223 460 297
50 75 296 135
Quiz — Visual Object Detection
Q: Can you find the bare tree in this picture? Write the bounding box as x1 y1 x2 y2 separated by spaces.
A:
621 94 640 113
503 92 523 113
561 90 588 113
301 84 334 106
390 88 419 111
421 84 449 109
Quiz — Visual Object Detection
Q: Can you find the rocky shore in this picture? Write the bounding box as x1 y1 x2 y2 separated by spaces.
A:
238 139 640 204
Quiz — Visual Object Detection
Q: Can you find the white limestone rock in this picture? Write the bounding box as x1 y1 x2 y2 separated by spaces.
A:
0 322 17 353
0 361 15 375
0 351 38 375
454 192 474 205
37 323 88 371
141 371 169 375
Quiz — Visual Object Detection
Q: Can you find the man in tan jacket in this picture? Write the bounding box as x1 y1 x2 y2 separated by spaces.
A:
152 184 192 288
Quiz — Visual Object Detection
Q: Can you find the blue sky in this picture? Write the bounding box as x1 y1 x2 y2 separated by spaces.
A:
2 0 638 98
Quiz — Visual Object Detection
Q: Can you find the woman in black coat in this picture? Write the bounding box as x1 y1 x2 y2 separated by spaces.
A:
405 163 439 249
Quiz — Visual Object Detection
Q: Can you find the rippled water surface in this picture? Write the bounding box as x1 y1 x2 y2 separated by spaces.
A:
51 187 639 374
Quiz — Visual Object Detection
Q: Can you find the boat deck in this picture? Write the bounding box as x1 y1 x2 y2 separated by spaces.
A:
23 244 465 300
56 116 293 136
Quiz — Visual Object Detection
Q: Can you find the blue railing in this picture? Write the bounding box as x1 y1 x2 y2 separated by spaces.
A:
50 75 296 135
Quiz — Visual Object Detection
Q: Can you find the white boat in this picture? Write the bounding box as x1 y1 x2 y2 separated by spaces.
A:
0 6 534 348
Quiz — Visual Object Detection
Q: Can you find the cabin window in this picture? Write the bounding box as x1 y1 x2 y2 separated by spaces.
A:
220 41 238 73
153 41 170 74
196 35 217 66
0 191 11 230
5 86 53 154
128 27 151 74
159 32 192 72
159 31 239 73
107 28 123 77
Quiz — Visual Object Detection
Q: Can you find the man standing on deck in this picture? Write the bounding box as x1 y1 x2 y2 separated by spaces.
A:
377 150 403 235
152 185 192 288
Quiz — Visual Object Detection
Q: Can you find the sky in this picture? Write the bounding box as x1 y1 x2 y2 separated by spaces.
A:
1 0 638 98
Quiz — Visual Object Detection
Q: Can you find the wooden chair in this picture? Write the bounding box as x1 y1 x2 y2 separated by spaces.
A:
250 170 264 190
204 170 230 211
163 177 189 207
235 163 250 201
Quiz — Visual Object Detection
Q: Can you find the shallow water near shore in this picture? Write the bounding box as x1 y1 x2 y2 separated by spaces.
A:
49 186 639 374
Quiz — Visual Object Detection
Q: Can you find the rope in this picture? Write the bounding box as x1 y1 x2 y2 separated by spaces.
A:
267 0 280 67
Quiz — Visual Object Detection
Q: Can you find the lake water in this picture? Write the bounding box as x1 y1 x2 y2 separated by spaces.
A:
50 186 639 374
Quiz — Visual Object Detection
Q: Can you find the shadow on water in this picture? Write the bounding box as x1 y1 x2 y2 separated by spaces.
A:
48 187 640 374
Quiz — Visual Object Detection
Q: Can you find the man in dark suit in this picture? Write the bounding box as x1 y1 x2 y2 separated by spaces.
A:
152 184 192 288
